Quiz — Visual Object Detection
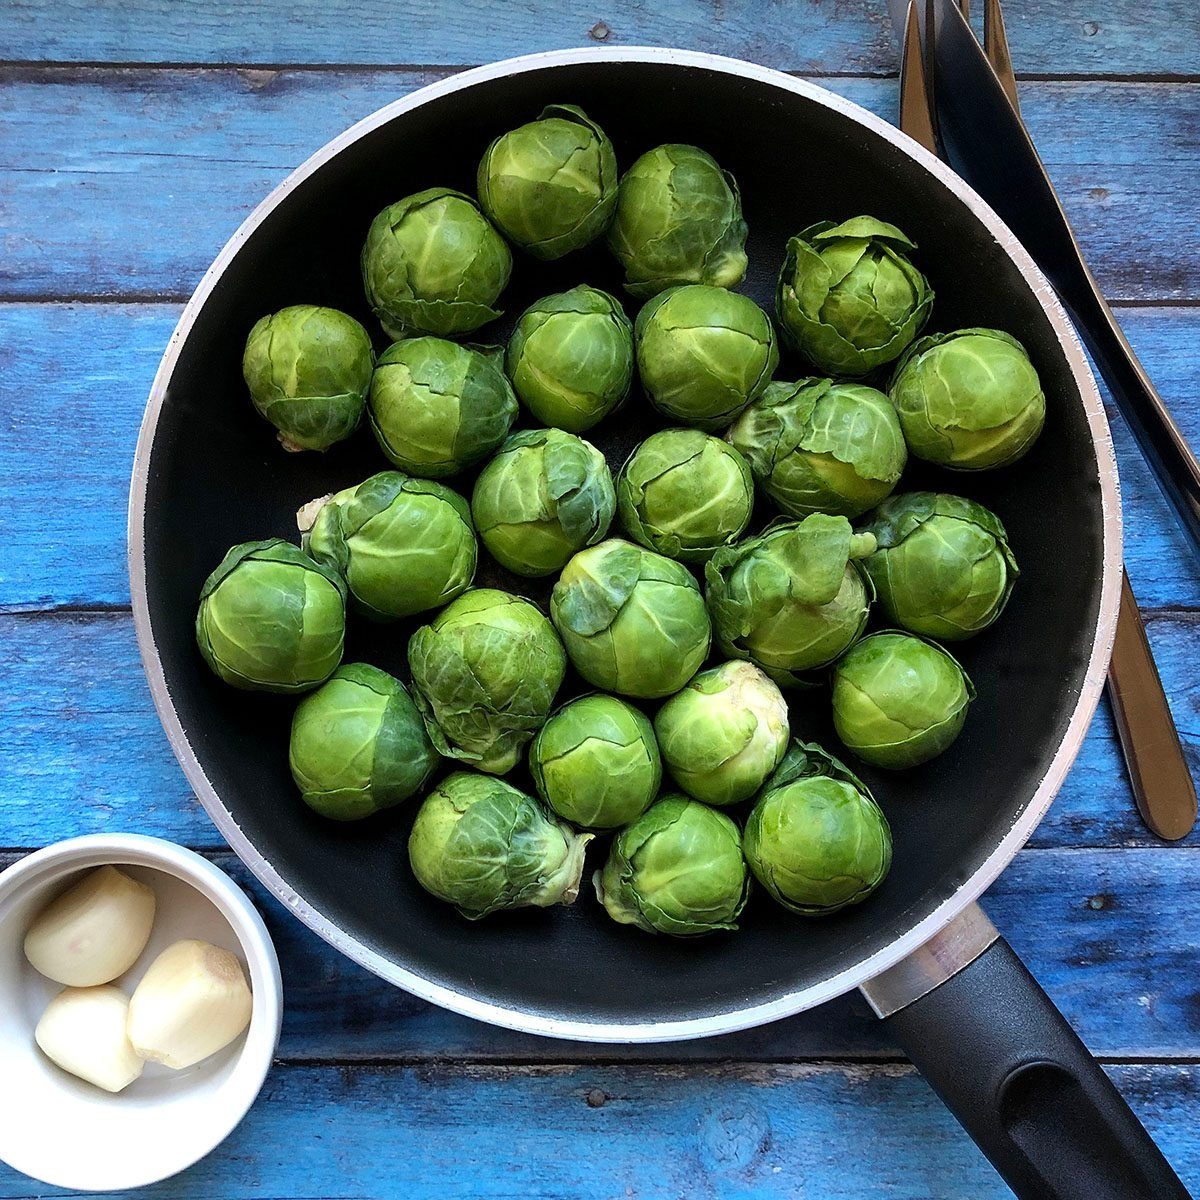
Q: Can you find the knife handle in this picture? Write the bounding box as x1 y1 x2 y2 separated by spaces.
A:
1057 253 1200 559
1106 569 1197 840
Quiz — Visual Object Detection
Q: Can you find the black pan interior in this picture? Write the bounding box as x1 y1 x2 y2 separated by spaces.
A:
140 59 1107 1029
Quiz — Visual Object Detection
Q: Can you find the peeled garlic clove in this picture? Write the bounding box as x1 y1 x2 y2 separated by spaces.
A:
127 939 253 1069
35 985 145 1093
24 865 157 987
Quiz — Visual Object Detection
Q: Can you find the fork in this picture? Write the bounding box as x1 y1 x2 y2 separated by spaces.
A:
897 0 1197 841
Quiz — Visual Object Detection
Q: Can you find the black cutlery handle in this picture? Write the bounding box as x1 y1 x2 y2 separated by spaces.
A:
881 935 1191 1200
1059 255 1200 559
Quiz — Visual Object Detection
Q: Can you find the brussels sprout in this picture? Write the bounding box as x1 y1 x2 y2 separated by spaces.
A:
408 589 566 775
361 187 512 340
477 105 618 259
409 771 593 919
889 328 1046 470
529 694 661 829
594 796 749 936
744 740 892 915
506 286 634 432
775 216 933 377
727 378 907 519
195 539 345 693
705 515 876 684
550 539 711 699
607 144 748 299
471 429 615 577
242 306 374 452
368 337 517 478
300 472 476 620
832 631 974 768
288 664 438 820
635 286 778 430
654 661 789 807
858 492 1018 640
617 429 754 563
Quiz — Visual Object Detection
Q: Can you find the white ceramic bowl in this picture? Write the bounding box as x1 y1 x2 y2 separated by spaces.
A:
0 834 283 1191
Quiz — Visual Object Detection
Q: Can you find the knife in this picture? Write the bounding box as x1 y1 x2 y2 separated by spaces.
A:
886 0 1197 841
887 0 1200 562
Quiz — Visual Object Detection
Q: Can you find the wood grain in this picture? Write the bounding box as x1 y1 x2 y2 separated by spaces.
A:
0 610 1196 853
6 0 1199 75
247 845 1200 1061
3 302 1198 612
0 1060 1196 1199
2 3 1198 1192
1 71 1197 301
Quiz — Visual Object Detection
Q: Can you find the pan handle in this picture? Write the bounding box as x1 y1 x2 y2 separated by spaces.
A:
859 903 1191 1199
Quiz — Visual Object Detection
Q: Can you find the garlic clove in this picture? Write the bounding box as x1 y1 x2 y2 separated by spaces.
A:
127 939 253 1070
35 986 145 1093
24 865 157 987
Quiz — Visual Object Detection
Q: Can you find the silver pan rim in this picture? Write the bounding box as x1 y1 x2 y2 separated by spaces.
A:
128 46 1123 1043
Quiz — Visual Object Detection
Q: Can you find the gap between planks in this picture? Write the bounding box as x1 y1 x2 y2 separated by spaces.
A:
1 61 1199 84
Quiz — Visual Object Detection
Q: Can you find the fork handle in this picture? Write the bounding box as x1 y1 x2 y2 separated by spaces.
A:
1058 253 1200 559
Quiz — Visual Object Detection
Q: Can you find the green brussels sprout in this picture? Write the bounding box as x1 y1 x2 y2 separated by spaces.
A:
195 538 345 693
775 216 933 377
408 589 566 775
529 694 661 829
409 771 593 919
506 286 633 432
607 144 748 299
858 492 1019 640
832 631 974 768
705 514 876 684
744 740 892 915
594 796 749 936
889 328 1046 470
361 187 512 340
368 337 517 477
654 660 789 807
471 429 615 577
301 472 476 620
477 105 618 259
288 663 438 820
550 538 711 699
635 285 779 430
242 305 374 452
617 429 754 563
727 378 907 519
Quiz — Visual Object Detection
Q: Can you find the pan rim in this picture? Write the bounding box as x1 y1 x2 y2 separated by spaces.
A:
128 45 1123 1043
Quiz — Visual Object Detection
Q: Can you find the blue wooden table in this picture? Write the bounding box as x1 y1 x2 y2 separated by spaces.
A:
2 2 1198 1195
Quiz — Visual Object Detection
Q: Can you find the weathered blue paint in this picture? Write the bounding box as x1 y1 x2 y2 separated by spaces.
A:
25 846 1194 1062
0 1061 1195 1200
0 72 1196 301
1 611 1197 852
2 303 1199 611
1 2 1197 1195
9 0 1200 74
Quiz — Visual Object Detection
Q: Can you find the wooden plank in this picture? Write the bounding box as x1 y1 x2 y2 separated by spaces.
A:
0 70 1197 301
3 840 1199 1059
1 609 1198 851
260 845 1200 1061
0 1060 1195 1199
6 0 1199 76
3 302 1199 613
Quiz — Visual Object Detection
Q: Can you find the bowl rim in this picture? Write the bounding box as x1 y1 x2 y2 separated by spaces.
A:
0 833 283 1191
127 46 1122 1043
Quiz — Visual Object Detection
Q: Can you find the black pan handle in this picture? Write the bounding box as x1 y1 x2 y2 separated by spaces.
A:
860 904 1190 1199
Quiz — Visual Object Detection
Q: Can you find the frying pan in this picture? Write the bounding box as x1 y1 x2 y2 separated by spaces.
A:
128 48 1188 1198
